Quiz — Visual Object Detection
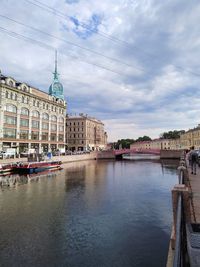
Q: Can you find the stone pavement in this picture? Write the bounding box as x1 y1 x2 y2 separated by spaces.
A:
187 162 200 223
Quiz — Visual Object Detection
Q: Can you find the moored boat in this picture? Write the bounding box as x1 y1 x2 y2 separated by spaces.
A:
13 160 62 174
0 163 16 175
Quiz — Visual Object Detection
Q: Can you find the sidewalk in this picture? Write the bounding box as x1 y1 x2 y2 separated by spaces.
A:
187 162 200 223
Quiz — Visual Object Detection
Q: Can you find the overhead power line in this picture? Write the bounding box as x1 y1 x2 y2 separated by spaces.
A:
0 26 130 77
24 0 131 46
0 14 144 73
23 0 200 78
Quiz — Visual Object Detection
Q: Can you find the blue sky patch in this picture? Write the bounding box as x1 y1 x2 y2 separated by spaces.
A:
70 14 102 39
66 0 79 4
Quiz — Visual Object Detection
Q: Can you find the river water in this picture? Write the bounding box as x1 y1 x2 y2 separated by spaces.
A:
0 158 178 267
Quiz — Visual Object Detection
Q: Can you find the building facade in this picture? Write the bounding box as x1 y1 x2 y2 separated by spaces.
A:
180 125 200 149
130 138 181 150
0 57 66 154
66 114 107 151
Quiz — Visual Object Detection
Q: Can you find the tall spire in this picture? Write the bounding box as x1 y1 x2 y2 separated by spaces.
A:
53 50 59 80
49 50 64 100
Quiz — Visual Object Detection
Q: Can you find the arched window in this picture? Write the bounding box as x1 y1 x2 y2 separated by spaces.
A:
42 113 49 120
59 117 64 123
5 104 17 113
9 80 14 87
32 110 40 118
21 107 29 116
51 115 57 122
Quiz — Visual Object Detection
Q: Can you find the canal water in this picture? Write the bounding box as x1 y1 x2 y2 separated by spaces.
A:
0 158 178 267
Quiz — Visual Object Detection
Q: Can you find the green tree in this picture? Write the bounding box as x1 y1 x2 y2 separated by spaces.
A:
136 135 152 142
160 130 185 139
115 139 135 149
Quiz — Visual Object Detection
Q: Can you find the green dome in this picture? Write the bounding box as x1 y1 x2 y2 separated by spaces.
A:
49 79 64 100
49 51 64 100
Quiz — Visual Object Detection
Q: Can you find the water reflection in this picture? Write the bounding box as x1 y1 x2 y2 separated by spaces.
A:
0 159 178 267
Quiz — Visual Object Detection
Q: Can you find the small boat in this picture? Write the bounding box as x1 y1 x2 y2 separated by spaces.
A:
13 160 62 174
0 163 15 175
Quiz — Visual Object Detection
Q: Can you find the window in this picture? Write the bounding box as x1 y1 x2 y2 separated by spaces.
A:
59 117 64 123
6 91 9 98
22 96 24 103
21 107 29 116
3 128 16 139
59 125 64 132
37 101 39 107
51 124 57 131
31 131 39 140
42 113 49 120
32 120 40 129
4 115 17 125
58 134 64 141
20 118 29 127
42 132 48 141
51 115 57 122
51 133 56 141
20 130 29 140
5 104 17 113
32 110 40 118
9 80 14 87
42 122 49 130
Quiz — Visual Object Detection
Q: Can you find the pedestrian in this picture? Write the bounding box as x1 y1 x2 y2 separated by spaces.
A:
189 146 198 175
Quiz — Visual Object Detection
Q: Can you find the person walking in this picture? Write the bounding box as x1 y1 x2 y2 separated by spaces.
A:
189 146 198 175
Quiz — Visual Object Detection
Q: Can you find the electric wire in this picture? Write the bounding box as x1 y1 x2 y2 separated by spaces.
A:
0 26 130 77
0 14 144 73
23 0 200 78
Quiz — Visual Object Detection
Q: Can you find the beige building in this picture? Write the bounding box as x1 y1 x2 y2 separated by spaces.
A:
180 125 200 149
66 114 107 151
130 138 181 150
0 69 66 154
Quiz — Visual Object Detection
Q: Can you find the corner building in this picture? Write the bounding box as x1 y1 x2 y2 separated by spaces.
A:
66 114 107 151
0 57 66 153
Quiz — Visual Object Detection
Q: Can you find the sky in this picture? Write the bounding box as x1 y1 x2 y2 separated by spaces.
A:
1 0 200 141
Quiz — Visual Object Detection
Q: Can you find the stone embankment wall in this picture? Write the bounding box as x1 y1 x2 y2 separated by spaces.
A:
160 149 183 159
54 152 97 163
96 150 115 159
0 152 98 164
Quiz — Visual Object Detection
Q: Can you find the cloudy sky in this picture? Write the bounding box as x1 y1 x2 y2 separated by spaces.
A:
1 0 200 141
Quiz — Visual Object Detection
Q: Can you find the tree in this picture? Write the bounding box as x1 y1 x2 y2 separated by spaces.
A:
115 139 135 149
160 130 185 139
136 135 152 142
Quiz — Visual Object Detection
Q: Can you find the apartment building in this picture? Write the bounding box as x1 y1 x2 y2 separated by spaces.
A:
130 138 181 150
180 125 200 149
66 114 107 151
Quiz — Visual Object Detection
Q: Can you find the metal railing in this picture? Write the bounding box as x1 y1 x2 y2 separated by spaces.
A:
173 160 185 267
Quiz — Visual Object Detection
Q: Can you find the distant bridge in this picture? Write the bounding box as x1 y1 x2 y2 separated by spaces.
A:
113 148 161 156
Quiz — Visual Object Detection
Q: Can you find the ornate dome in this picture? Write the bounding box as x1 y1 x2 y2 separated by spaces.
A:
49 51 64 100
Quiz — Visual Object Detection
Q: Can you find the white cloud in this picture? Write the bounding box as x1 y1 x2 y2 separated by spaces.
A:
1 0 200 141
